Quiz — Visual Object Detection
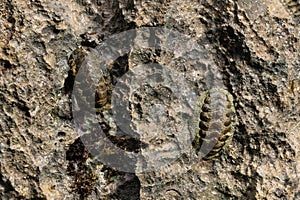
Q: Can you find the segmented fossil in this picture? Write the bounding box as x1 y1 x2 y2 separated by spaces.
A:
68 46 88 77
67 45 111 110
97 76 107 106
96 75 109 107
289 79 299 96
193 88 236 159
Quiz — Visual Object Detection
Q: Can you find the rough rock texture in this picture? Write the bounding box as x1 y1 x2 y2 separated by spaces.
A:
0 0 299 200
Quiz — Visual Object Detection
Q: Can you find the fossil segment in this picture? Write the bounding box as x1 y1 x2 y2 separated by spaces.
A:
95 69 113 110
96 75 108 107
193 88 236 159
68 46 112 110
68 46 88 77
289 79 300 96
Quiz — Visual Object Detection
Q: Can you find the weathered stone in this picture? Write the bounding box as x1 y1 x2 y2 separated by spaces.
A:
0 0 299 199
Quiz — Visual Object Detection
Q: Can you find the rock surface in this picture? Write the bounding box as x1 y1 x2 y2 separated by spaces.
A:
0 0 299 199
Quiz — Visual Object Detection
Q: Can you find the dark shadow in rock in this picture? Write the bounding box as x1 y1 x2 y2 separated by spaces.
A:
109 174 141 200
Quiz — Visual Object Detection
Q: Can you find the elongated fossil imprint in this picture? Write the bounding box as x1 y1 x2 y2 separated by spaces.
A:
193 88 237 159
